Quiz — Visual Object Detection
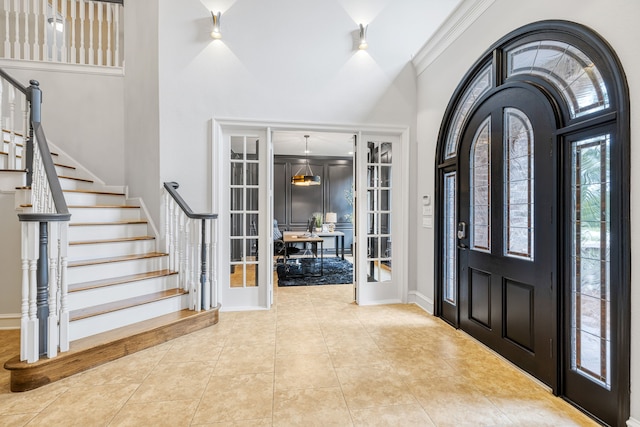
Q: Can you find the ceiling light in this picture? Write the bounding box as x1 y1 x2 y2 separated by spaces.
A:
291 135 321 186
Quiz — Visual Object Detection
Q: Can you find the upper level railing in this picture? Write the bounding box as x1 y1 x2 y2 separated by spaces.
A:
1 0 124 68
1 68 71 363
163 182 219 312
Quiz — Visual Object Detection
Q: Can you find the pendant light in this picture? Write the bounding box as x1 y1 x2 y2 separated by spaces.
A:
291 135 321 186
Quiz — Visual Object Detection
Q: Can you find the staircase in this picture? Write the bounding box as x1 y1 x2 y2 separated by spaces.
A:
2 133 219 392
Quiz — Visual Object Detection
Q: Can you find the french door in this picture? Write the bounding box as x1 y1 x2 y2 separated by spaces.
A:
218 130 271 310
355 134 405 305
457 85 557 386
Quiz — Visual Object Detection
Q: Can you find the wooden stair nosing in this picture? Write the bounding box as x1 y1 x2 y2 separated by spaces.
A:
68 269 177 293
0 169 26 173
58 175 93 183
0 152 73 169
68 251 168 267
70 219 148 227
68 204 140 209
63 189 125 196
69 235 156 245
4 306 220 392
69 288 188 321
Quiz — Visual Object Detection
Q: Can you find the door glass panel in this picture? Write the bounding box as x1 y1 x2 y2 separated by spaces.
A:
504 108 534 260
443 171 457 305
506 41 609 118
367 141 392 283
445 65 493 159
229 136 260 288
571 134 611 389
470 117 491 252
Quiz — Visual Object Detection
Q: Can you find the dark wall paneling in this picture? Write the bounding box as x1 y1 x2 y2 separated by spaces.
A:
274 156 353 251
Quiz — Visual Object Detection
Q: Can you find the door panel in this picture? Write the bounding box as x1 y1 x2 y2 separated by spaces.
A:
458 86 557 388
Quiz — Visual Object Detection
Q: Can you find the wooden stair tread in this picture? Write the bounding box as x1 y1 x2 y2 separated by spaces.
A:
69 235 155 245
63 189 124 196
0 169 26 173
69 251 167 267
54 163 76 170
68 204 140 208
70 219 148 226
70 289 187 321
69 269 177 293
4 307 220 392
58 175 93 183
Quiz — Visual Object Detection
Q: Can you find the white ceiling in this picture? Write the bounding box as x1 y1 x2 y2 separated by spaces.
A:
272 130 355 157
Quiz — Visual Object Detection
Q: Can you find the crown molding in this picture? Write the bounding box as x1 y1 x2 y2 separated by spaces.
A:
412 0 496 76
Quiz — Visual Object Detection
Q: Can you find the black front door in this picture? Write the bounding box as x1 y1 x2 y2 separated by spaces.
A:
458 85 557 388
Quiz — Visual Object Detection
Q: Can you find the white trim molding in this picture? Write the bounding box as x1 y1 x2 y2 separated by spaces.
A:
627 417 640 427
412 0 496 76
0 59 124 77
0 313 21 329
409 290 434 314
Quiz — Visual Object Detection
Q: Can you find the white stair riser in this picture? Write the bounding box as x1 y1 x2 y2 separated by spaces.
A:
69 294 190 341
55 165 78 177
59 178 95 191
68 223 149 242
0 171 25 189
69 207 141 222
68 256 168 284
68 239 157 261
68 275 179 310
63 192 126 205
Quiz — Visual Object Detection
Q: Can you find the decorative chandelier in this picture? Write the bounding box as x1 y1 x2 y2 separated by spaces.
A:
291 135 321 186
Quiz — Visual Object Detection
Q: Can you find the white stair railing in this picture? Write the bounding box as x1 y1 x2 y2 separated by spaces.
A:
1 0 124 68
163 182 219 312
1 71 71 363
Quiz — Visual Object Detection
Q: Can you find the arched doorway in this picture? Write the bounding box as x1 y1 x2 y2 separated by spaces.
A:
435 21 630 426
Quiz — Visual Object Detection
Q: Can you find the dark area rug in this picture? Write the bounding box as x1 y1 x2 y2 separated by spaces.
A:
277 258 353 286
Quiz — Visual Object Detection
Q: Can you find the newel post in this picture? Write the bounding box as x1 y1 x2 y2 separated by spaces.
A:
25 80 41 187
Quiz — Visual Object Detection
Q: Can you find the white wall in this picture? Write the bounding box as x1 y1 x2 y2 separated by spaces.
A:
413 0 640 422
148 0 458 220
0 62 125 185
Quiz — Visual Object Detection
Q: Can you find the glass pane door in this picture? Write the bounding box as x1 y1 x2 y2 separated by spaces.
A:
366 141 392 283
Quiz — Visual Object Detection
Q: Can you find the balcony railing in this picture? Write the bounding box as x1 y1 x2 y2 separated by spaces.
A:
1 0 123 68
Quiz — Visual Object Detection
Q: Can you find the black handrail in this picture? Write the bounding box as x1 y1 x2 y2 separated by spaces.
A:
163 182 217 220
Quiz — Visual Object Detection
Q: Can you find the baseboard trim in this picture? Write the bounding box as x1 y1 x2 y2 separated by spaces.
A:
627 416 640 427
0 314 20 330
408 290 433 314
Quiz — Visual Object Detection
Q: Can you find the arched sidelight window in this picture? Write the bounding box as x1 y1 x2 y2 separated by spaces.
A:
434 21 629 427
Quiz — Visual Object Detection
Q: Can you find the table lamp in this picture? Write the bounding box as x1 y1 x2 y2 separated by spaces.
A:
325 212 337 232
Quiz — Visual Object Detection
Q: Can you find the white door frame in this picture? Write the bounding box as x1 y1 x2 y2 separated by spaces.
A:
213 118 409 309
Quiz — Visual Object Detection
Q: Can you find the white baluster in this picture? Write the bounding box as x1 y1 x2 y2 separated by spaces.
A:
0 80 3 146
172 201 180 271
168 200 175 271
184 217 191 294
178 212 185 289
41 0 48 62
191 219 198 310
70 0 76 63
114 3 120 66
26 221 39 363
60 0 67 62
106 4 112 66
163 192 169 253
88 3 94 65
79 0 85 64
96 4 102 66
195 221 203 312
211 218 218 308
22 94 28 168
22 0 29 60
32 0 38 60
51 0 58 62
202 219 211 310
13 0 20 59
47 222 59 358
58 222 69 352
4 0 10 58
8 85 16 169
20 223 29 361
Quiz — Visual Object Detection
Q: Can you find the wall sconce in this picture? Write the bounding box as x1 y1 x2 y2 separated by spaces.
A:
358 24 368 50
210 11 222 39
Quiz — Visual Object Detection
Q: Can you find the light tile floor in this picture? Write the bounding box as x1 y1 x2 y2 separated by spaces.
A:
0 284 598 426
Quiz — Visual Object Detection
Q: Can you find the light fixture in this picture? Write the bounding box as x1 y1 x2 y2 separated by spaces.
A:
48 17 64 32
325 212 337 231
291 135 321 186
210 11 222 39
358 23 368 50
